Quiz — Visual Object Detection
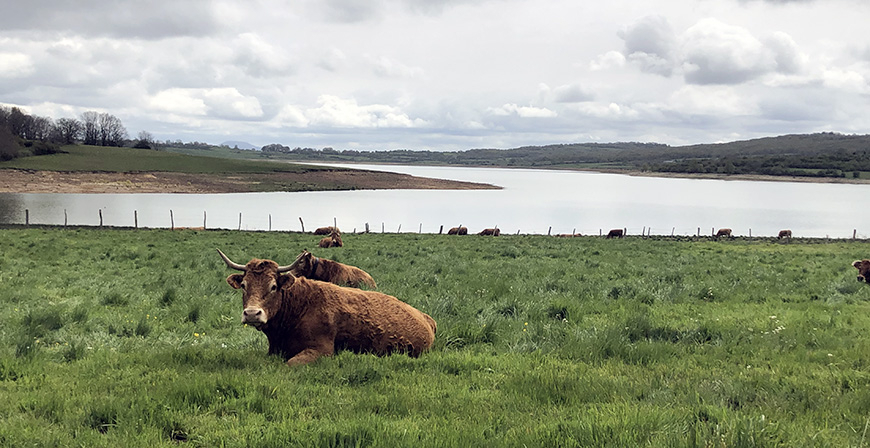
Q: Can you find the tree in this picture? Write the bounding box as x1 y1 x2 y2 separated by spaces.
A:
54 118 82 144
81 111 99 145
97 112 127 147
134 130 156 149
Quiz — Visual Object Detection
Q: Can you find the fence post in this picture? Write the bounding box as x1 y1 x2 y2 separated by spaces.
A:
334 217 337 228
99 209 103 227
382 222 385 233
64 209 68 227
854 229 858 239
203 211 207 229
397 224 402 233
419 223 422 234
170 210 174 229
25 209 29 226
365 223 370 233
134 210 138 229
439 225 443 234
548 226 552 236
749 229 752 238
299 217 305 233
269 214 272 232
238 213 242 231
671 227 675 237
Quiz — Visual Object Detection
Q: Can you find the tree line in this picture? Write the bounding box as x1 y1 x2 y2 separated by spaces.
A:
0 106 153 161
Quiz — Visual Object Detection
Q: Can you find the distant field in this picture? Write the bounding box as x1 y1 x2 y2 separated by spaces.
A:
2 228 869 447
0 145 331 174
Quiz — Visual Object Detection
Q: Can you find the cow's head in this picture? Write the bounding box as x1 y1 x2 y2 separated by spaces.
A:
853 259 870 282
288 250 315 277
218 249 295 327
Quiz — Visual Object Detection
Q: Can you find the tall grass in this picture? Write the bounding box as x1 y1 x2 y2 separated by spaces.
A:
1 227 869 447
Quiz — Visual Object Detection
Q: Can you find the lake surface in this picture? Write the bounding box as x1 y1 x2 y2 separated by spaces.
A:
0 164 867 238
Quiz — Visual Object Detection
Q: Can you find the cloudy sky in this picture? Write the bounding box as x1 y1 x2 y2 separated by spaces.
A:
1 0 868 150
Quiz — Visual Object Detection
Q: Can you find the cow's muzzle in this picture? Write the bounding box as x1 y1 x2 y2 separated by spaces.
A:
859 275 867 283
242 307 267 326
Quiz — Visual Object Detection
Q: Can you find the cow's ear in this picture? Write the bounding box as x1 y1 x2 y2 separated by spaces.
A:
278 273 296 289
227 274 244 289
854 260 864 269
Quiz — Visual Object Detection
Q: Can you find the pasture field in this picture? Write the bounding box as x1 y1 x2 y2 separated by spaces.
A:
1 227 870 447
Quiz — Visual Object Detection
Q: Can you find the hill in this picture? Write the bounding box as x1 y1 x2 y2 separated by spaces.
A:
242 132 870 180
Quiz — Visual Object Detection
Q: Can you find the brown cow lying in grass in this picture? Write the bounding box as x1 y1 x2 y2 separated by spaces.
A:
447 226 468 235
288 250 377 289
218 250 436 366
319 230 343 248
478 228 500 236
853 260 870 282
606 229 624 239
314 226 340 235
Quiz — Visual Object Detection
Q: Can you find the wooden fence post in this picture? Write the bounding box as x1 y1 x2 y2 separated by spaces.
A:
397 224 402 233
439 225 443 234
99 209 103 227
671 227 675 237
299 217 305 233
382 222 385 233
854 229 858 239
547 226 552 236
269 214 272 231
365 223 370 233
419 223 422 234
334 217 337 228
25 209 29 226
134 210 138 229
238 213 242 231
64 209 68 226
170 210 174 229
203 211 207 229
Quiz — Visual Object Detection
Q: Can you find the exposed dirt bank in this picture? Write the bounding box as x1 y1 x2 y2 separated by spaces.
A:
0 169 499 193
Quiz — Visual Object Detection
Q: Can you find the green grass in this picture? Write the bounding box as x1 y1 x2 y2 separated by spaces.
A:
2 228 870 447
0 144 332 174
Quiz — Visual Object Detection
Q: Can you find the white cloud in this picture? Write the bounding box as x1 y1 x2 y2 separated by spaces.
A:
488 104 558 118
590 51 626 71
148 88 263 119
618 15 678 76
682 18 777 85
306 95 424 127
0 53 34 78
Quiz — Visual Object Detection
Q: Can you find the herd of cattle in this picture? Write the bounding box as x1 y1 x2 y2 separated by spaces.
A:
219 225 864 367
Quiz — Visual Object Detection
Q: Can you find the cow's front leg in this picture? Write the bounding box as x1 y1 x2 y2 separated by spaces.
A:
286 343 334 366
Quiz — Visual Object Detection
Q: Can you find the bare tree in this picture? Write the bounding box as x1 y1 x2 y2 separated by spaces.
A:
81 111 99 145
29 116 53 141
96 112 127 147
135 130 156 149
54 118 82 144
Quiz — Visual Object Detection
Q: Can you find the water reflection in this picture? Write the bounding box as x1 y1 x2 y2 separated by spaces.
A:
0 165 868 238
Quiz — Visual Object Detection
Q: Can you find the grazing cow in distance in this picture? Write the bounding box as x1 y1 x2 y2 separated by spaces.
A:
778 229 793 239
853 260 870 282
447 226 468 235
606 229 624 239
217 250 436 366
319 230 343 248
314 226 339 235
288 250 377 289
478 228 500 236
715 228 732 238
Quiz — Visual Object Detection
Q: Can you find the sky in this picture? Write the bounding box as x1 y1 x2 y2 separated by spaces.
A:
1 0 868 151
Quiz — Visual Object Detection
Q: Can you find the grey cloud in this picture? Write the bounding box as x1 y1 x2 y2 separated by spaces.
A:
682 19 776 85
0 0 221 40
618 15 678 76
552 84 594 103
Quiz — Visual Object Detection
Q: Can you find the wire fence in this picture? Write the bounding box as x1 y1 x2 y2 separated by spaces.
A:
11 208 868 240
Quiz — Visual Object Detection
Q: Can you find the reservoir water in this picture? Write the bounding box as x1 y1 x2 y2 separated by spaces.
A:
0 164 867 238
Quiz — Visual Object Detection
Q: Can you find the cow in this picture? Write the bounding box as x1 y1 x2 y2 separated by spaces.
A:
478 228 500 236
319 230 343 248
715 228 732 238
447 226 468 235
853 260 870 282
288 249 377 289
314 226 339 235
217 249 436 366
778 230 793 239
605 229 624 239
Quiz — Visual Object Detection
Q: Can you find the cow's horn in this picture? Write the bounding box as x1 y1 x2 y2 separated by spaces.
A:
217 249 247 271
277 263 294 273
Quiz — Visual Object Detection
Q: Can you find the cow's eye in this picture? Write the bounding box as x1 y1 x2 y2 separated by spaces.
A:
270 283 277 292
240 282 247 290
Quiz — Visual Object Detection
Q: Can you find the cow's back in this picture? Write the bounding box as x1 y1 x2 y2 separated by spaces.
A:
311 280 435 357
